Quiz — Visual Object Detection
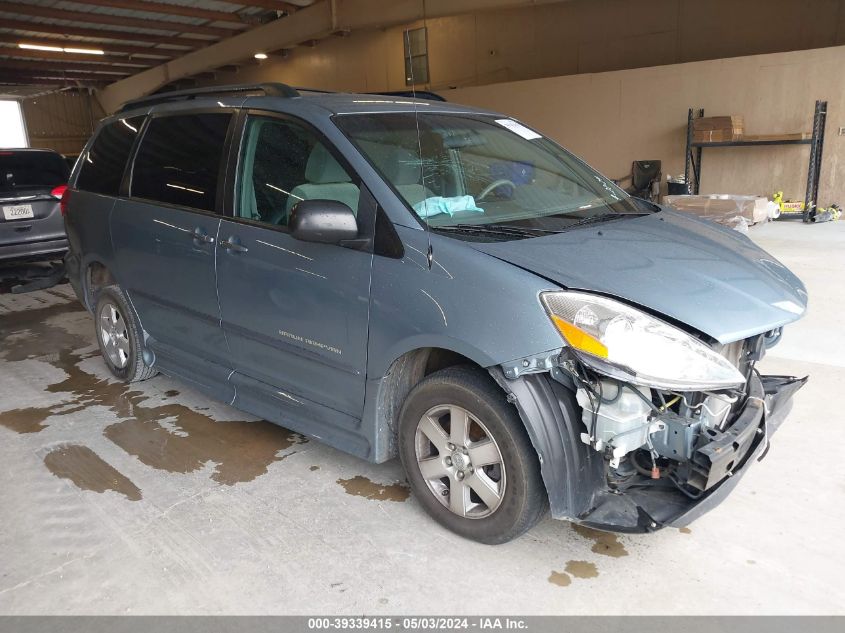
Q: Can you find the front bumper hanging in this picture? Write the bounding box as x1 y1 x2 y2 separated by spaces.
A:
579 373 807 532
493 365 807 534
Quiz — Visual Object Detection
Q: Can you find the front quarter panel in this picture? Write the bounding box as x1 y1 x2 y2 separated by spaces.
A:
367 228 564 379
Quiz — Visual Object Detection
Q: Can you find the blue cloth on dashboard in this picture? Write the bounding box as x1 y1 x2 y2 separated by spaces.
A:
413 196 484 218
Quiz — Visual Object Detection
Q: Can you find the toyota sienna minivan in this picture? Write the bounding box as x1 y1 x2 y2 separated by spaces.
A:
63 83 807 543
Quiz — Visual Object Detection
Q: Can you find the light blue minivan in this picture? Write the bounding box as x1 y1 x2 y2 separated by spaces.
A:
64 83 807 543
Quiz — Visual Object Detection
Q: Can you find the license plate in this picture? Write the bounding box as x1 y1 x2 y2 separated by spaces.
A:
2 204 34 220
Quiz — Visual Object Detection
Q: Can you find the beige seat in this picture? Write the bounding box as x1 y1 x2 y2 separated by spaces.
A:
283 144 360 220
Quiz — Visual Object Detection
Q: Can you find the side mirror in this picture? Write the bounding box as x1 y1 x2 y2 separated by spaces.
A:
289 199 358 244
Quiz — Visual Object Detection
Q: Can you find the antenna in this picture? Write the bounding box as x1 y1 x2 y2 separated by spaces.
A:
405 4 433 269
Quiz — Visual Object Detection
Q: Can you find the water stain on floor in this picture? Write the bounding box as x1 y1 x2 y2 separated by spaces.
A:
0 348 100 434
0 301 90 363
548 571 571 587
0 306 307 485
336 475 409 502
43 444 142 501
572 524 629 558
0 407 55 434
565 560 598 579
105 405 306 485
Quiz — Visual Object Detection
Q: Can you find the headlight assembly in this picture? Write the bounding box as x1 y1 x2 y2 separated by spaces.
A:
541 291 746 391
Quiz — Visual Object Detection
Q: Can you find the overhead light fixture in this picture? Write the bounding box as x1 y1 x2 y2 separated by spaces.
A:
63 47 105 55
19 43 63 53
19 43 105 55
254 52 268 60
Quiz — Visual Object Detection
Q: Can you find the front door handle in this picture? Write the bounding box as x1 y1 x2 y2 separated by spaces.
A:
192 227 215 245
219 237 248 253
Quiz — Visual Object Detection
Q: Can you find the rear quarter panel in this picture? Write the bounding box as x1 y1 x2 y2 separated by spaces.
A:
64 189 118 307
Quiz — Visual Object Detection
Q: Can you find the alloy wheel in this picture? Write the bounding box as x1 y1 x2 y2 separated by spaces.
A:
97 300 130 369
414 404 507 519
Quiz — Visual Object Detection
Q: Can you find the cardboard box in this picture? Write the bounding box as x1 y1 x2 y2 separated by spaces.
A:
693 130 740 142
692 115 743 143
663 194 770 227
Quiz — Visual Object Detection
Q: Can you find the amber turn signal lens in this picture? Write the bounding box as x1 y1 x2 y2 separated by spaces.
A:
551 315 609 359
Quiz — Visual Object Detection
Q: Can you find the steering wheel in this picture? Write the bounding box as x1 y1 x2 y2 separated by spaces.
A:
477 179 517 201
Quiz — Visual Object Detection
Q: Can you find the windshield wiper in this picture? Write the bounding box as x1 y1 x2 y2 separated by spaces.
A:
432 223 562 238
561 212 648 231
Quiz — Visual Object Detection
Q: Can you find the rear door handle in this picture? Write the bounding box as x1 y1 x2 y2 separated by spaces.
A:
192 227 214 245
219 237 248 253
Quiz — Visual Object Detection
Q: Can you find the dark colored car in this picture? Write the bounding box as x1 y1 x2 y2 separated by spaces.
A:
0 148 70 262
64 83 806 543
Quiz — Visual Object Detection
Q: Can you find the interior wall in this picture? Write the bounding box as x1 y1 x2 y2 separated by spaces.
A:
445 45 845 206
194 0 844 205
205 0 845 92
19 91 103 157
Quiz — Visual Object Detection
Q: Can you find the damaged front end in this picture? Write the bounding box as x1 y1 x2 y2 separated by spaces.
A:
492 293 807 533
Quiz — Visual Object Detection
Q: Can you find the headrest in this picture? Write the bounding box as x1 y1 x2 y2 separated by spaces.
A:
305 144 351 184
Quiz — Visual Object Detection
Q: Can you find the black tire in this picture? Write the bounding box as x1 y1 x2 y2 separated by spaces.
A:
398 366 547 544
94 285 157 383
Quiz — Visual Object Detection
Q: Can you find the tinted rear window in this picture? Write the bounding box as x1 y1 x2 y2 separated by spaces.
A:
0 151 69 193
131 113 231 212
76 116 144 196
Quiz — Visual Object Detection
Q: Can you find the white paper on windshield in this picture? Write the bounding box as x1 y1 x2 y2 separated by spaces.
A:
494 118 542 140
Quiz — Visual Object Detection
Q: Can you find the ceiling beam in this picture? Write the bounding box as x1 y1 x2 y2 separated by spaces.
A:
99 0 572 112
0 58 135 76
0 78 104 87
0 70 116 83
61 0 249 24
0 18 205 48
1 48 153 67
0 35 175 58
0 3 240 38
237 1 303 12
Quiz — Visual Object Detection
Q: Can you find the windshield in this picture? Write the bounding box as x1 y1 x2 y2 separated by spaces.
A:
0 151 69 194
334 112 646 236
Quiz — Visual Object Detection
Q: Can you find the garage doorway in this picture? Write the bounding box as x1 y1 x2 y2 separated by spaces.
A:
0 100 27 148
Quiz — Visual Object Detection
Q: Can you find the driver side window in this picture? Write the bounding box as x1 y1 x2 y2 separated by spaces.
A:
237 116 360 227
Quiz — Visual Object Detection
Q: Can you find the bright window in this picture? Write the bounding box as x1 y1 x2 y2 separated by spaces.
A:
0 101 27 148
403 27 429 86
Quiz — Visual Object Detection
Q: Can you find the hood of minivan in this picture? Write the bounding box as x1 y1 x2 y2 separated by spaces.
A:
469 210 807 344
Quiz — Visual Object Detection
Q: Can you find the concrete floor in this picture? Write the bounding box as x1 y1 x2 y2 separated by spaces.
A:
1 220 843 615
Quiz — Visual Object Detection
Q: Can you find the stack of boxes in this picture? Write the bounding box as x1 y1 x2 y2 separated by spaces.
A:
692 116 744 143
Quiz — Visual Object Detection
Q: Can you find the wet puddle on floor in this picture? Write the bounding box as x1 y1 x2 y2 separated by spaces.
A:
564 560 598 578
336 475 409 502
43 444 142 501
548 571 571 587
0 301 90 363
547 560 599 588
1 302 307 485
571 523 629 558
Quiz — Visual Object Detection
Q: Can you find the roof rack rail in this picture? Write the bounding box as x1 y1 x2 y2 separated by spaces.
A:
289 87 447 102
119 83 300 112
370 90 446 102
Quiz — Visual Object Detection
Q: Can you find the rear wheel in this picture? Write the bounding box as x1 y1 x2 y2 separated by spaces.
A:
398 366 546 544
94 285 157 383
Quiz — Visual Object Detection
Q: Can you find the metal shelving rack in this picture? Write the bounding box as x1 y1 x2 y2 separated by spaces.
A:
683 101 828 223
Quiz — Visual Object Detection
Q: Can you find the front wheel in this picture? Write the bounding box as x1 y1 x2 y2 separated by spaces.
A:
398 366 546 544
